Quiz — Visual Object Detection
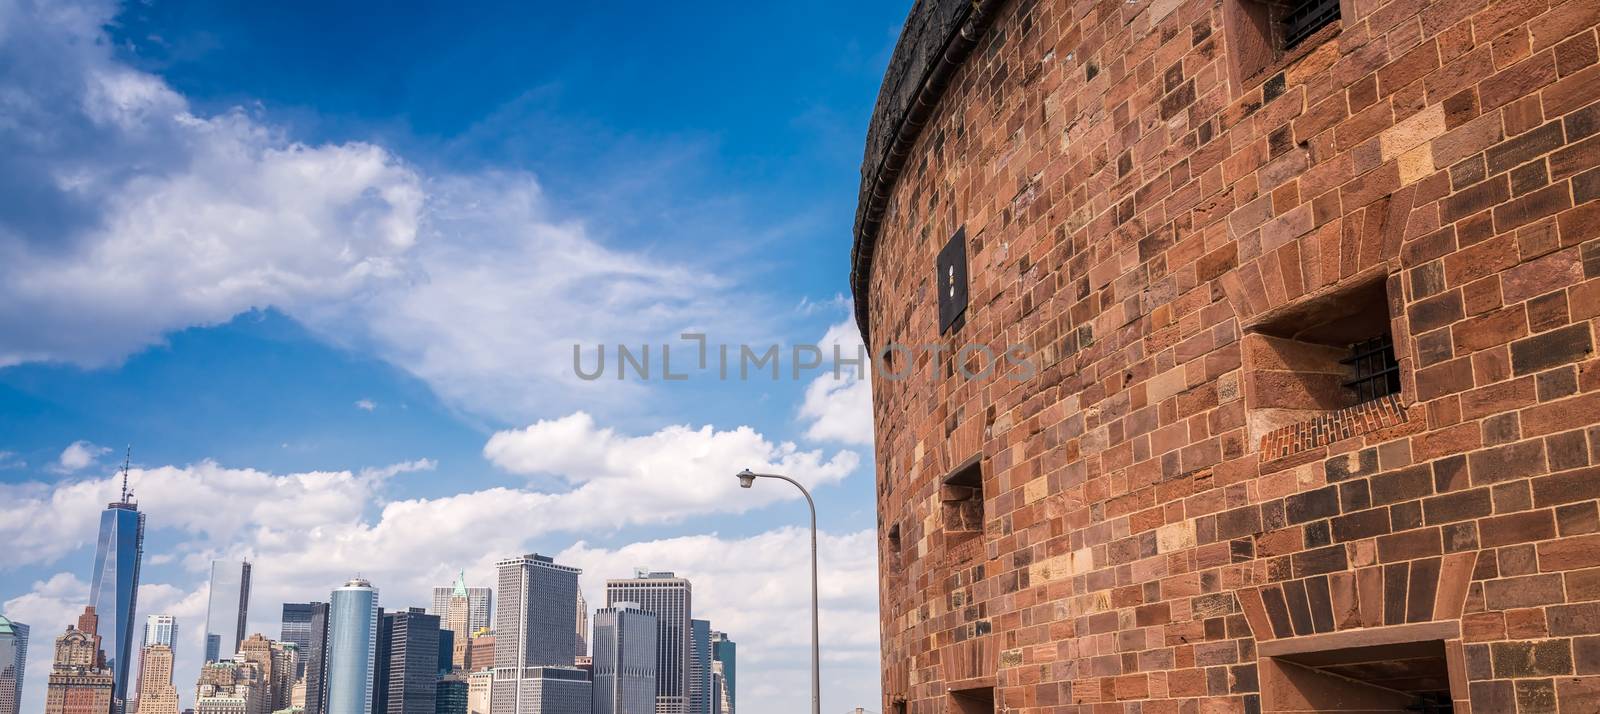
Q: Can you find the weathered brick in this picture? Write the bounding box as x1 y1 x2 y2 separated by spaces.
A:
1539 533 1600 570
1485 573 1566 608
1470 439 1549 484
1424 487 1493 523
1479 509 1558 547
1486 121 1566 174
1491 639 1575 677
1511 323 1595 374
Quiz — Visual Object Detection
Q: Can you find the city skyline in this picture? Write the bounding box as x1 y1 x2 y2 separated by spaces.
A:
0 2 893 712
3 431 765 714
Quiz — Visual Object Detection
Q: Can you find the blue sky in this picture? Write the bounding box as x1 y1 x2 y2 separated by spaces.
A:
0 1 907 711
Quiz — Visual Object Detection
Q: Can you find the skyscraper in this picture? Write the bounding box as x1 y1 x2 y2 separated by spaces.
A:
435 675 467 714
89 467 145 714
238 634 293 713
0 615 28 714
375 608 439 714
194 657 267 714
686 621 710 714
604 572 690 714
430 573 490 653
142 617 177 652
134 615 177 712
132 645 177 714
204 561 252 663
707 633 732 714
572 592 586 660
590 604 655 714
278 603 318 681
465 671 491 714
45 608 114 714
491 554 583 714
280 603 329 714
325 579 379 714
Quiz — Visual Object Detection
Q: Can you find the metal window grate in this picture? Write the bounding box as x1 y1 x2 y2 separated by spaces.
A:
1341 334 1401 404
1282 0 1340 49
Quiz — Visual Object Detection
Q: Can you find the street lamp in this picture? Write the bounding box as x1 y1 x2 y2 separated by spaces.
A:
736 468 821 714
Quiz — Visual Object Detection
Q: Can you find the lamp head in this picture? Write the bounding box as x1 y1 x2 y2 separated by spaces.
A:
736 469 756 488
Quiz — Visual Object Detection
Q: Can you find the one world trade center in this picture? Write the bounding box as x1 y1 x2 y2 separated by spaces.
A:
89 455 145 714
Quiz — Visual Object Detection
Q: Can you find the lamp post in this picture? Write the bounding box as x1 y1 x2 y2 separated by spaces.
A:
736 468 821 714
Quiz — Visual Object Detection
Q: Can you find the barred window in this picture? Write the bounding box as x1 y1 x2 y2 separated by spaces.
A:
1282 0 1341 50
1342 334 1401 404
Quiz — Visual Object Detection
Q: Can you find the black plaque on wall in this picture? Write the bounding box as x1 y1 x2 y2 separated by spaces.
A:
937 227 968 334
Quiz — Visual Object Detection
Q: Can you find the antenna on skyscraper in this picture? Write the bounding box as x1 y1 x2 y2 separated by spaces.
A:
120 445 132 503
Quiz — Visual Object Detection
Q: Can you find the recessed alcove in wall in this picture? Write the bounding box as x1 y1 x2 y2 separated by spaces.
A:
1225 0 1344 93
1242 273 1406 456
948 685 994 714
941 455 985 536
1259 624 1465 713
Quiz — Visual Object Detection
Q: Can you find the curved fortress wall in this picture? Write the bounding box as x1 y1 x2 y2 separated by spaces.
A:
856 0 1600 711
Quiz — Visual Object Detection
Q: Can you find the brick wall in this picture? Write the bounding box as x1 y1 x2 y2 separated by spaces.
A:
857 0 1600 711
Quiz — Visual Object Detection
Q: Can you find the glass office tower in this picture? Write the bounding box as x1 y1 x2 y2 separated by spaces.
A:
326 578 379 714
0 615 28 714
89 493 145 714
203 560 252 662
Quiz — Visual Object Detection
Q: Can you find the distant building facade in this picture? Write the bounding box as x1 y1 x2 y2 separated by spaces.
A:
431 573 490 665
604 572 689 714
133 645 178 714
324 579 379 714
0 615 28 714
707 633 731 714
434 676 466 714
465 671 491 714
490 669 587 714
203 561 252 663
590 604 655 714
194 659 266 714
491 554 583 714
279 603 329 714
572 592 586 660
376 608 439 714
686 621 709 714
45 608 114 714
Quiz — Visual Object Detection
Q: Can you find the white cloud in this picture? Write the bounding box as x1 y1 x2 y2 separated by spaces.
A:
54 440 110 473
483 412 859 527
0 451 24 469
0 458 431 569
796 319 874 446
354 398 377 411
0 0 770 422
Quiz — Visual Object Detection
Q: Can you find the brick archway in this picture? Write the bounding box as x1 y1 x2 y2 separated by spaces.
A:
1237 550 1478 711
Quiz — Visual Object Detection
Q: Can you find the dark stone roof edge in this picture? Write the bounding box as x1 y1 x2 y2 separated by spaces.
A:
850 0 1009 344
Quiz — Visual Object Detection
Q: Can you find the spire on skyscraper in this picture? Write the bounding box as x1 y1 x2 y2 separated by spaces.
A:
118 445 133 505
453 570 467 598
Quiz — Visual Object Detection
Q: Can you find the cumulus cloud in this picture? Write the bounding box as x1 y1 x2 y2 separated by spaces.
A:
796 319 874 446
0 458 433 569
4 415 855 574
53 440 111 473
0 0 766 421
483 412 859 526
